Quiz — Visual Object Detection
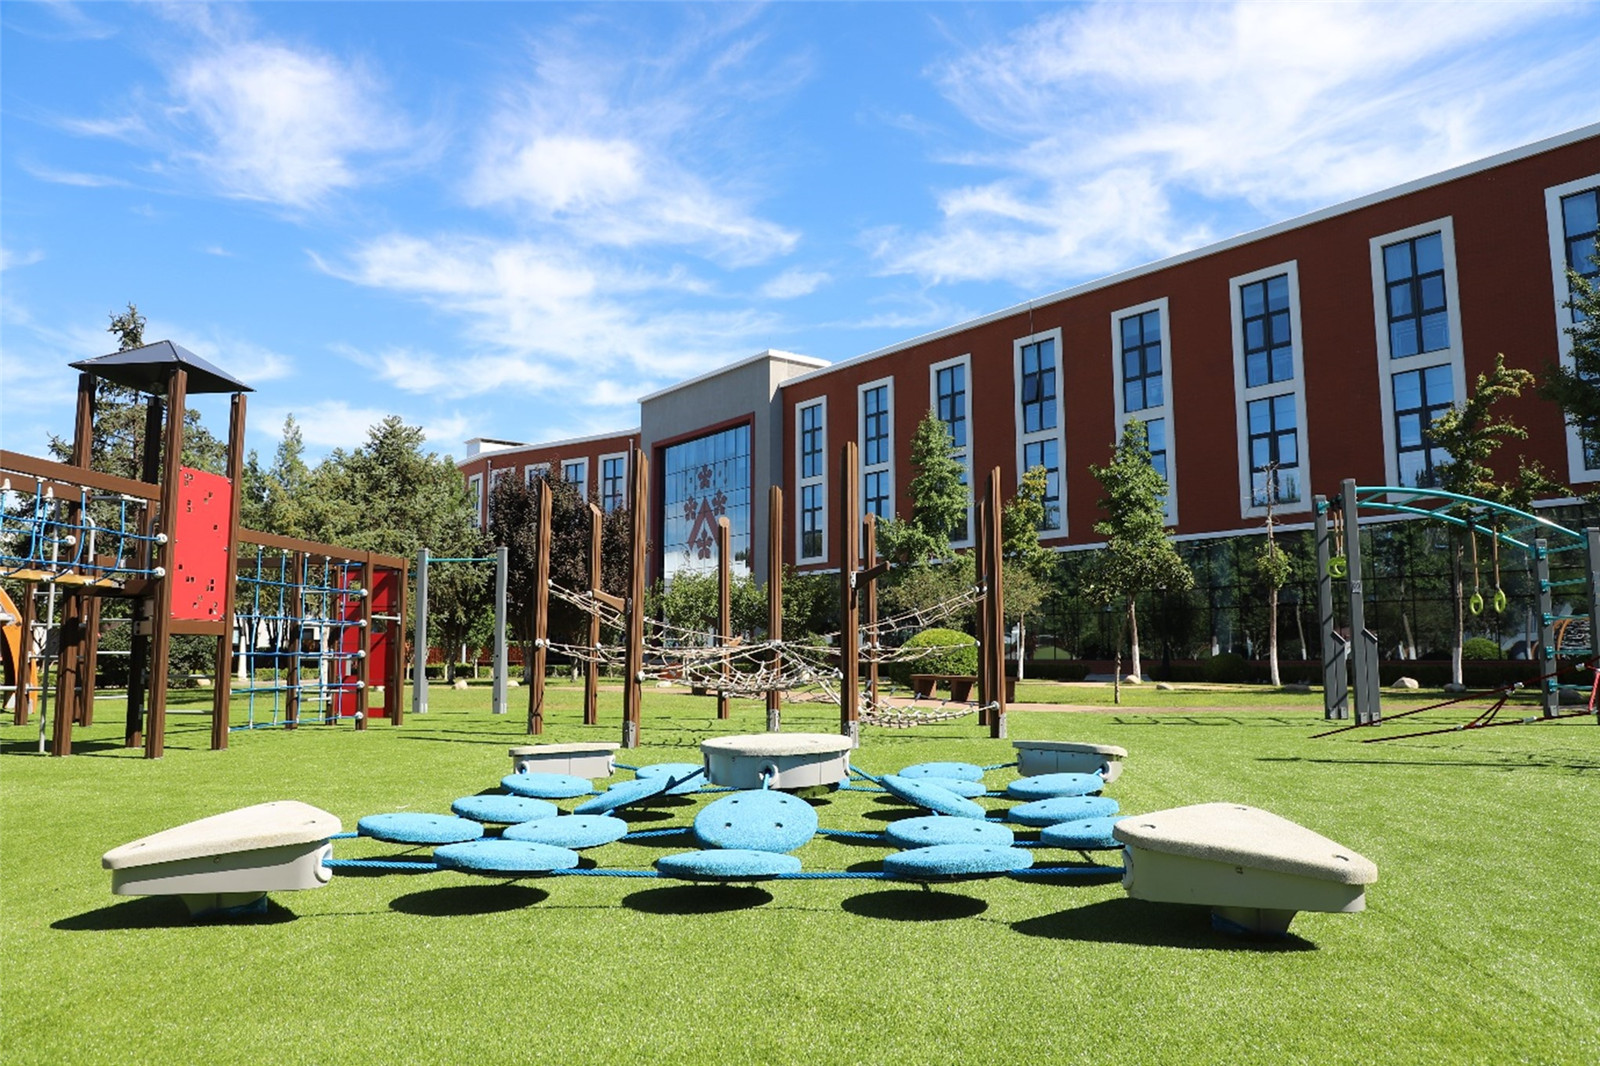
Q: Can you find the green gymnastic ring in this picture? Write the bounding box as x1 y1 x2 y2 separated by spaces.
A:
1492 588 1508 614
1328 557 1347 579
1468 591 1484 616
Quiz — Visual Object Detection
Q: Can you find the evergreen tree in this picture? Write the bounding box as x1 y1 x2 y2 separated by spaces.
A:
1001 464 1056 679
1540 258 1600 469
1252 466 1294 686
877 410 967 565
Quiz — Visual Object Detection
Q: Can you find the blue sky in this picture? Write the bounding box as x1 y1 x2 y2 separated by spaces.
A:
4 1 1597 463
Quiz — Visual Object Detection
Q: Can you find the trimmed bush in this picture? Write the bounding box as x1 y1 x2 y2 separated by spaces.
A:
890 628 978 686
1462 637 1501 661
1202 652 1251 683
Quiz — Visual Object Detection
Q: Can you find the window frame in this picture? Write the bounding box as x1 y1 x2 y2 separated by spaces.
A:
1545 174 1600 483
523 463 549 486
468 472 484 528
1012 327 1067 536
561 458 589 500
1230 261 1311 517
1111 297 1177 524
795 397 828 562
928 354 974 549
598 451 628 515
857 376 895 522
1370 217 1464 487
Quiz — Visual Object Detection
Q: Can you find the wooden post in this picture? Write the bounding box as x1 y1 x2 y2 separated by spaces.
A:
717 516 731 720
126 395 164 748
146 366 188 759
585 503 602 726
975 492 992 728
984 467 1007 739
766 485 783 732
838 441 860 747
863 512 879 715
622 447 648 749
357 555 374 731
51 593 82 756
212 392 247 750
529 480 551 735
78 595 102 726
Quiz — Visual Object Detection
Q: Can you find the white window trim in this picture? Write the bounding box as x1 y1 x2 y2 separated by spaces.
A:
523 463 549 485
1546 174 1600 483
857 376 895 522
1370 216 1466 488
562 458 589 500
598 451 628 513
1229 261 1312 518
1110 297 1177 525
1012 327 1068 537
928 354 975 548
468 473 484 527
795 397 828 562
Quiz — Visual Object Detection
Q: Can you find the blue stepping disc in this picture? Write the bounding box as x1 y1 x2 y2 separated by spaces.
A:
881 775 987 819
694 790 819 853
451 794 558 825
1007 795 1120 828
884 815 1015 849
898 761 985 783
503 815 630 850
655 849 802 882
913 776 986 798
1005 772 1105 801
1039 816 1124 850
434 839 579 875
501 772 594 799
635 762 706 795
884 844 1034 882
573 775 672 815
357 813 484 846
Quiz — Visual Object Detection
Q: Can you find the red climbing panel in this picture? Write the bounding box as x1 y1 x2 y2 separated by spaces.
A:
170 467 233 622
367 567 398 717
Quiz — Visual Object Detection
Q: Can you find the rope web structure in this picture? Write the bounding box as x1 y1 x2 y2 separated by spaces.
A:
1 474 164 587
542 579 995 728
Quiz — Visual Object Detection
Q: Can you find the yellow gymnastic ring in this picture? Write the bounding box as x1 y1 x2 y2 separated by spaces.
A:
1468 592 1484 616
1328 557 1347 579
1492 588 1508 614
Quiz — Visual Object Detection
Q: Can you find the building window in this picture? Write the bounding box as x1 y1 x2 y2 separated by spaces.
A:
1393 365 1453 487
795 398 826 561
468 473 483 527
1120 310 1164 411
599 452 627 514
1382 232 1450 358
661 424 752 582
524 463 549 485
859 378 894 521
1112 300 1175 524
1560 188 1599 294
1240 275 1294 387
562 459 588 499
1014 330 1065 533
930 355 973 545
1547 178 1600 480
1246 395 1300 505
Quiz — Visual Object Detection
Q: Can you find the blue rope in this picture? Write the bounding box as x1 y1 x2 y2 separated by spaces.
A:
774 870 890 880
982 761 1018 771
819 828 884 841
621 827 694 840
837 781 886 793
325 858 438 871
614 763 640 772
331 831 358 839
1010 865 1123 878
848 765 884 785
548 867 661 878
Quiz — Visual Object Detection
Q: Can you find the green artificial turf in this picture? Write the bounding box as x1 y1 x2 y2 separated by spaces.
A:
2 686 1596 1065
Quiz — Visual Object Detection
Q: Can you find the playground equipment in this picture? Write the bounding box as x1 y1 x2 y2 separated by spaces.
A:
1 342 407 757
700 732 853 790
1315 477 1600 729
411 546 508 718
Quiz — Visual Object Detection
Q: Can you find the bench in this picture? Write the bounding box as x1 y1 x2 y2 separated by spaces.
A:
909 674 1016 702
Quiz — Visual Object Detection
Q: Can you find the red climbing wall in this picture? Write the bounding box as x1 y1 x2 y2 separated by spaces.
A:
171 467 232 622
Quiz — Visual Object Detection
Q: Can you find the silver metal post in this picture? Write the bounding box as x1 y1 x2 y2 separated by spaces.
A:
413 547 429 716
492 545 508 715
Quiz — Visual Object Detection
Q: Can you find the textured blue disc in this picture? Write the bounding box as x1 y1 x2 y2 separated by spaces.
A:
450 794 558 825
502 814 630 849
635 762 706 795
884 815 1014 849
655 849 802 882
881 775 987 819
434 839 579 875
1007 795 1120 828
1039 816 1124 850
357 813 484 845
1005 772 1105 801
898 761 986 783
883 844 1034 881
693 790 819 853
572 774 672 815
912 776 986 798
501 772 594 799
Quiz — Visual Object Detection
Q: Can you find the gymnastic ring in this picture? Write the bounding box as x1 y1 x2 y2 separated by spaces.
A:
1492 588 1508 614
1468 592 1484 616
1327 557 1347 579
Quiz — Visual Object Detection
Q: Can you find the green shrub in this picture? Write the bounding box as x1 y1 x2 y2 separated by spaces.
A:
1203 652 1251 683
1462 637 1501 660
890 628 978 686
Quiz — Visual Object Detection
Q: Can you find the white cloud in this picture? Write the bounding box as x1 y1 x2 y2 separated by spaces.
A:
1 247 45 272
882 1 1596 288
18 161 128 188
760 268 830 300
249 399 470 457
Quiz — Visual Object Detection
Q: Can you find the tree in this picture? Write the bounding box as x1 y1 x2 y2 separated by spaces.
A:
1001 464 1056 679
655 571 767 638
1252 467 1294 686
240 415 313 534
1540 257 1600 472
876 410 967 566
1427 352 1563 686
1085 420 1193 702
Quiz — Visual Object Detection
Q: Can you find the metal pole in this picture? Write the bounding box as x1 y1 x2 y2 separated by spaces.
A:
1314 495 1348 719
493 545 508 716
413 546 429 715
1342 478 1380 725
1534 538 1558 718
766 485 783 733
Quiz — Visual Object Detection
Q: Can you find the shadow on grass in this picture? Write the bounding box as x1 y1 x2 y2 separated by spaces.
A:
1012 897 1316 951
1260 753 1600 772
841 888 988 922
53 896 298 930
621 885 773 914
2 739 141 757
390 883 549 916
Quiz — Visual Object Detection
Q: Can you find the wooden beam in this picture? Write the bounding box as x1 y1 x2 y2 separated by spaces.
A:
585 503 602 726
766 485 782 732
146 366 188 759
985 467 1007 739
622 447 648 749
0 449 160 501
863 513 879 717
838 441 860 747
528 480 551 735
212 393 246 750
717 516 731 720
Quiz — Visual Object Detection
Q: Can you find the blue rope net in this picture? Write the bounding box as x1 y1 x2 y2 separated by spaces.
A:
0 472 163 585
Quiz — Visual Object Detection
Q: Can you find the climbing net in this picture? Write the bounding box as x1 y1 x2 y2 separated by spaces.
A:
0 473 163 586
231 545 367 728
542 579 994 728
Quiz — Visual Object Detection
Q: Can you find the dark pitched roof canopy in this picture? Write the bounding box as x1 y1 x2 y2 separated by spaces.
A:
69 340 254 395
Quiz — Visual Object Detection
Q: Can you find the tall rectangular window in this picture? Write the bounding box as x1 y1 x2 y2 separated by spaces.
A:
1112 301 1175 524
1246 395 1300 505
1014 330 1066 534
1240 274 1294 387
1393 365 1453 487
1232 262 1309 516
599 453 627 514
1547 178 1600 481
562 459 588 500
1382 232 1450 358
524 463 549 485
931 356 972 545
859 379 894 520
468 473 484 528
661 424 752 582
795 398 827 561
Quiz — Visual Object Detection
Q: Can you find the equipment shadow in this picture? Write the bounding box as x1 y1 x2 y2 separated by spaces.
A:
622 884 774 914
53 896 298 930
1012 897 1315 951
390 883 549 916
841 888 988 922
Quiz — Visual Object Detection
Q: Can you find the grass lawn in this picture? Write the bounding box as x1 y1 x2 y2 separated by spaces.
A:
3 683 1596 1065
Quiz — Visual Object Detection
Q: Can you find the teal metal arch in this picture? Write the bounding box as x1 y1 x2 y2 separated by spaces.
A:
1350 485 1584 556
